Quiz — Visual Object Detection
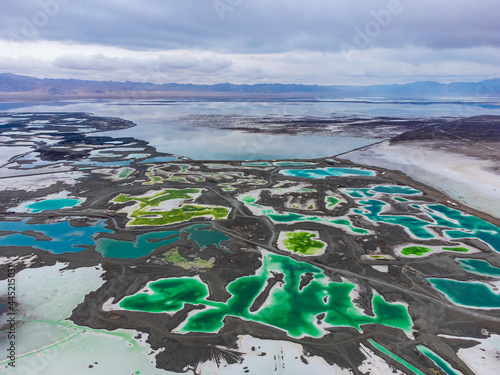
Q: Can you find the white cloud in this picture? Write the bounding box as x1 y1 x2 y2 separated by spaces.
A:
53 53 120 71
0 42 498 85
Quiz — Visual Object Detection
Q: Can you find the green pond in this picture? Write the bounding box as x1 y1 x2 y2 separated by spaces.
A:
401 246 469 257
117 167 134 178
427 278 500 309
280 231 326 255
368 339 426 375
113 188 201 207
26 198 82 213
442 247 469 252
325 196 340 209
119 253 413 339
128 204 230 226
456 259 500 277
280 167 375 179
0 218 111 254
417 345 463 375
401 246 433 256
113 188 230 226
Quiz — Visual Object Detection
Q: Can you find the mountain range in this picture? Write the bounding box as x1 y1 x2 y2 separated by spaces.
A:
1 73 499 100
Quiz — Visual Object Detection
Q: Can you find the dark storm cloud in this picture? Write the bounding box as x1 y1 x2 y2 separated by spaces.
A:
1 0 499 85
2 0 500 53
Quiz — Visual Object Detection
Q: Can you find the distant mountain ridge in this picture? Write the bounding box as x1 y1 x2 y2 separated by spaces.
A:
1 73 499 99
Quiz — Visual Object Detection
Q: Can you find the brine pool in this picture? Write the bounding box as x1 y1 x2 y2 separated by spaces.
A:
25 198 82 213
118 252 414 339
0 219 229 259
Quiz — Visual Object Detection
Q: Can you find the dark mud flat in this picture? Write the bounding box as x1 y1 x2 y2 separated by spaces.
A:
182 113 451 138
1 113 500 374
391 115 500 142
0 112 182 174
388 115 500 164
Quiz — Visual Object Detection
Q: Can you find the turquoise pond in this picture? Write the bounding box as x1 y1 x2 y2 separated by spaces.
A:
280 167 375 179
417 346 463 375
424 204 500 252
344 185 421 198
182 224 230 250
427 278 500 309
126 153 151 159
456 259 500 277
367 339 426 375
139 156 179 163
240 195 367 234
26 198 82 213
72 159 133 167
97 230 180 259
355 199 438 239
96 224 230 259
349 189 500 252
274 161 316 166
0 218 230 258
242 162 272 167
0 219 111 254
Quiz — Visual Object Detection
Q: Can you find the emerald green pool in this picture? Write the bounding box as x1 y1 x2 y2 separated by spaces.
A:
280 167 375 179
417 345 463 375
26 198 82 213
428 278 500 309
456 259 500 277
325 196 340 209
119 253 413 339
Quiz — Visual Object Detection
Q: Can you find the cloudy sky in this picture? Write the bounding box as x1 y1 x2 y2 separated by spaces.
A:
1 0 499 85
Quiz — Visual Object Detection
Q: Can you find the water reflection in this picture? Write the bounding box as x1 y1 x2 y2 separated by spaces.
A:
3 99 500 160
